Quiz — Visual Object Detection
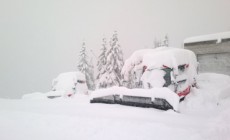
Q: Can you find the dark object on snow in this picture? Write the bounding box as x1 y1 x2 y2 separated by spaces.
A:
47 95 61 99
90 95 173 111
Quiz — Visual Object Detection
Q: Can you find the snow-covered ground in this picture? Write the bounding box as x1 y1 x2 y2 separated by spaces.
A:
0 73 230 140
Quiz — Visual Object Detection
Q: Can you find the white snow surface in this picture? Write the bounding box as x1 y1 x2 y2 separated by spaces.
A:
1 73 230 140
184 31 230 44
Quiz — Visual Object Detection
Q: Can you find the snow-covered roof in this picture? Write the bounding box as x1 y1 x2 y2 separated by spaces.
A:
122 47 197 78
184 31 230 44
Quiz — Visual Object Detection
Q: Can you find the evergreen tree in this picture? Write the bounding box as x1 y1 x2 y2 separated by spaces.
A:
77 42 95 90
78 42 88 73
96 38 108 88
88 57 95 90
153 34 169 48
105 31 124 87
162 35 169 47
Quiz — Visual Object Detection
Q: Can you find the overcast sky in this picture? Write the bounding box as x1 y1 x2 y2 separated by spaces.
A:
0 0 230 98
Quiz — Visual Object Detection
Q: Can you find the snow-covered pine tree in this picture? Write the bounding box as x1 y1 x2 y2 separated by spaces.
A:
78 42 88 73
77 42 95 90
88 57 96 90
105 31 124 87
162 35 169 47
153 34 169 48
153 37 160 48
96 38 108 88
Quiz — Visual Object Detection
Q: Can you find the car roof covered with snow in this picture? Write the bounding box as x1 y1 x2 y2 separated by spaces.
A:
122 47 198 82
52 71 86 92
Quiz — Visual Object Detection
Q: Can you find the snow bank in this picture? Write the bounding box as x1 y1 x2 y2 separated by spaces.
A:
203 108 230 140
184 31 230 44
3 73 230 140
219 85 230 100
91 86 180 111
180 73 230 112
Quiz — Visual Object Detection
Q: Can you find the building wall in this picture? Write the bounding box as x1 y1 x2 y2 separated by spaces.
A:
184 39 230 75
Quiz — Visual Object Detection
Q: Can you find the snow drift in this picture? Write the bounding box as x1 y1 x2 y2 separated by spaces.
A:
8 73 230 140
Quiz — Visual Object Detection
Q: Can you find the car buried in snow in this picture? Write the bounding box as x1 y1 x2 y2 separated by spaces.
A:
122 47 198 101
50 71 88 98
90 47 198 111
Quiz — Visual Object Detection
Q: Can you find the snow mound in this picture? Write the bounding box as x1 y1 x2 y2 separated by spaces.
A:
91 86 180 111
203 108 230 140
219 85 230 100
180 73 230 112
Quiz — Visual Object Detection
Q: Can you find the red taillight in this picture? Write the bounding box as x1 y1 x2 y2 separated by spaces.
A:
162 65 169 69
178 86 191 97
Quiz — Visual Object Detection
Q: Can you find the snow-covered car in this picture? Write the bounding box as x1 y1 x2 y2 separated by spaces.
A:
122 47 198 100
51 71 88 98
90 47 198 111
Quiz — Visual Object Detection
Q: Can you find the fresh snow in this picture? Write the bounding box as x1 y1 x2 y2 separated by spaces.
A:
184 31 230 44
1 73 230 140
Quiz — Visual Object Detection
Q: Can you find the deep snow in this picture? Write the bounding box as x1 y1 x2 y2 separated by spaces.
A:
0 73 230 140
